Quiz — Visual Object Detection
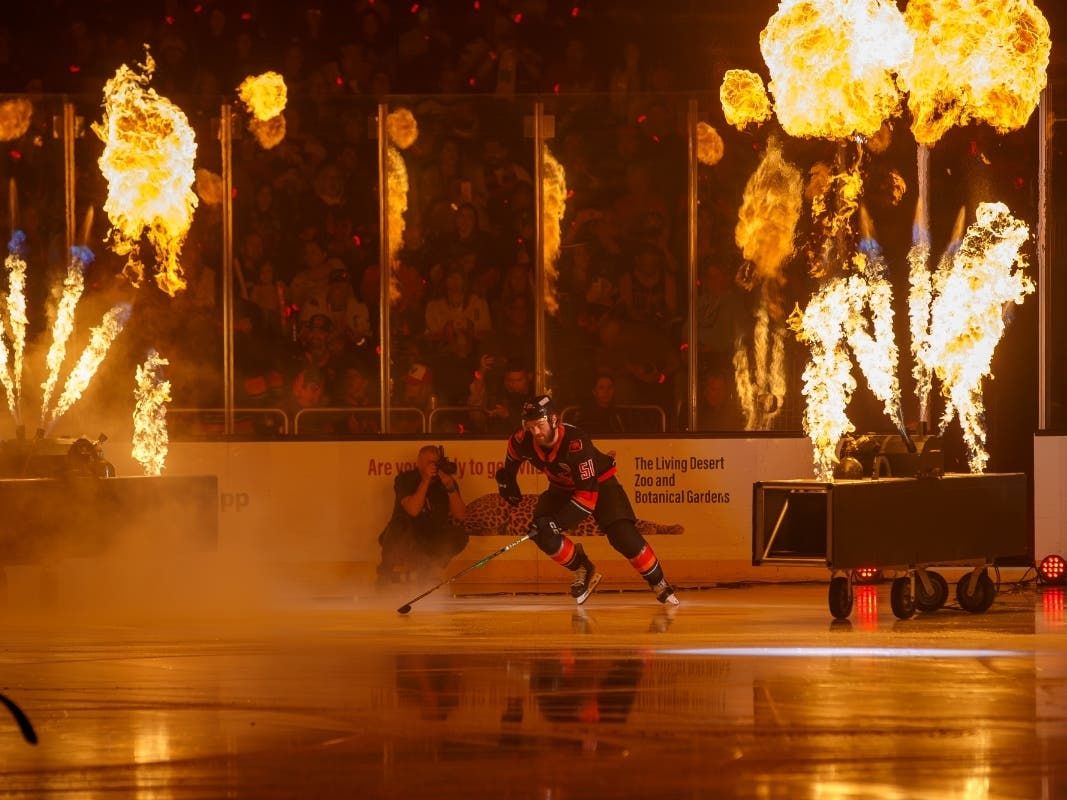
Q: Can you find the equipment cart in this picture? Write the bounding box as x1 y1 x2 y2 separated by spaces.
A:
752 473 1029 620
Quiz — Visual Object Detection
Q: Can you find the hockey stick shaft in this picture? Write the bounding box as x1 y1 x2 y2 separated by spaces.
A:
397 533 531 613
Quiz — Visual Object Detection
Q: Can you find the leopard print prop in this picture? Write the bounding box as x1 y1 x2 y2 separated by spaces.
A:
462 494 684 538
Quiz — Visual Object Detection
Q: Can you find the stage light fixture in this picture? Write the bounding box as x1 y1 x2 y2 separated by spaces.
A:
853 566 881 584
1039 554 1066 585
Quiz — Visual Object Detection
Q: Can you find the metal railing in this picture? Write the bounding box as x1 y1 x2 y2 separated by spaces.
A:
559 404 667 433
169 408 290 437
293 407 427 435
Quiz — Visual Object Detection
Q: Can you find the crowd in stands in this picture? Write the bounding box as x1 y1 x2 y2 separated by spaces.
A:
2 1 787 436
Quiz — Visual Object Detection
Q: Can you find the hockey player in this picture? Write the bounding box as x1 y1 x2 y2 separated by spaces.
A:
495 394 678 606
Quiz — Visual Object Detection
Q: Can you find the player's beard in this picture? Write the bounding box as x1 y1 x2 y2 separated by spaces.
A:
534 418 558 447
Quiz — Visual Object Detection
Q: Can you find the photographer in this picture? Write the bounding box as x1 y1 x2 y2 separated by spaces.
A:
376 445 469 587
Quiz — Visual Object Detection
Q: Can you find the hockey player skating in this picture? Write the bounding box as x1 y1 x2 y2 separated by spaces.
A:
495 394 679 606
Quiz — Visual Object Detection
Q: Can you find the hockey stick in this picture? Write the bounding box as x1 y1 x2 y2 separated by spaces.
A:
397 533 531 614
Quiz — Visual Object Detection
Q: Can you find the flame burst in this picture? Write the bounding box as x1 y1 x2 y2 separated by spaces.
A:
45 303 132 433
542 145 568 316
40 247 92 423
735 138 804 316
0 99 33 142
92 49 198 296
760 0 913 140
249 114 287 150
237 72 287 121
925 202 1033 472
132 350 171 477
719 70 773 131
901 0 1051 145
386 108 418 151
696 122 725 166
4 231 28 422
195 168 224 206
790 279 857 480
383 109 419 304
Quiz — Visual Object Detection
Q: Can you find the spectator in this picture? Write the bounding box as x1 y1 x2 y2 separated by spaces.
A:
696 367 745 432
376 444 468 587
575 372 626 435
618 243 679 328
290 240 333 310
468 357 532 434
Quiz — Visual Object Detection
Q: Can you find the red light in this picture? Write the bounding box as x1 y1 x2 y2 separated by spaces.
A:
468 77 477 87
352 234 362 246
565 189 575 199
571 6 580 17
1014 176 1026 190
513 12 523 23
458 423 466 434
968 140 979 157
69 64 81 74
853 566 880 583
193 3 203 13
335 76 344 86
231 187 238 199
855 584 878 630
375 345 382 355
636 114 647 124
552 82 561 94
410 3 420 13
165 15 175 25
1040 554 1066 584
1043 587 1064 622
9 149 22 160
473 0 481 9
240 11 253 21
679 342 689 352
657 373 666 384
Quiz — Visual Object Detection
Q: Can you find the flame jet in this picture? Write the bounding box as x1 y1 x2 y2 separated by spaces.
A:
542 145 568 316
40 246 93 422
45 303 133 434
924 202 1033 473
843 225 905 437
384 108 418 303
132 350 171 477
789 279 857 480
92 49 198 296
3 231 28 423
733 138 802 428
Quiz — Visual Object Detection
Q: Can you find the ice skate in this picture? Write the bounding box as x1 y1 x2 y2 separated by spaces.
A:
650 578 679 606
570 546 602 605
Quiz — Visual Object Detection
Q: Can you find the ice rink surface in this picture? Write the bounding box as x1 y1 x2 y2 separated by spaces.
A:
1 581 1065 799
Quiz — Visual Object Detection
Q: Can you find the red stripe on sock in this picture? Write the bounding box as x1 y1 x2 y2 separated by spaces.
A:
629 545 658 576
551 538 576 566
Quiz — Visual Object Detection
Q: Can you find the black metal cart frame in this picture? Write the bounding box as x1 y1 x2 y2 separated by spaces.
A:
752 473 1030 619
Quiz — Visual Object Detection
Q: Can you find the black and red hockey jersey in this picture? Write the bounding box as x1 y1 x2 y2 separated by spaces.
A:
501 423 617 526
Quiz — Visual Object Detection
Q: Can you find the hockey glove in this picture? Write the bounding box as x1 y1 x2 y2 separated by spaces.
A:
495 468 522 507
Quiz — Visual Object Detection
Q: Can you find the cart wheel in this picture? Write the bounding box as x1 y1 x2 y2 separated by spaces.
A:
890 576 916 620
915 571 949 612
828 576 853 620
956 570 996 613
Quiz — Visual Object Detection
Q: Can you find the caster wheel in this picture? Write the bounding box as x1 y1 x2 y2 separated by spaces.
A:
890 576 916 620
828 576 853 620
956 571 996 613
915 571 948 612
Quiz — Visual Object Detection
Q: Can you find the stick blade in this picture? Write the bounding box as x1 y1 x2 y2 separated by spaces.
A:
397 604 412 615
